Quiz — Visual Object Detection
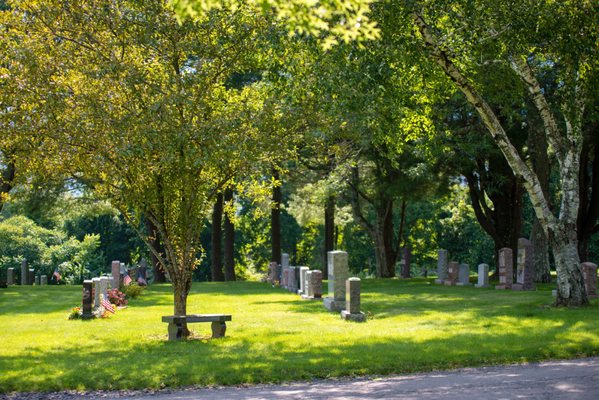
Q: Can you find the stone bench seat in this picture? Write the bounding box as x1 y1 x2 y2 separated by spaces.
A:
162 314 232 340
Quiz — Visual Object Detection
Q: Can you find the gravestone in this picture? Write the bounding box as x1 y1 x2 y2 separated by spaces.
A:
475 264 489 288
340 278 366 322
495 248 513 289
40 275 47 285
268 261 277 285
298 267 310 295
21 259 28 285
294 267 301 292
82 280 94 319
281 253 290 283
111 260 121 288
581 262 598 298
513 238 535 291
456 264 471 286
28 269 35 286
444 261 459 286
400 247 411 278
281 267 289 289
7 268 14 285
137 259 148 286
324 251 349 312
288 266 297 292
435 249 448 283
99 277 110 301
92 277 101 308
303 271 312 298
35 275 40 286
310 269 322 299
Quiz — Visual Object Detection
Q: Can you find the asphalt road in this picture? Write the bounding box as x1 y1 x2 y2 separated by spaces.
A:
132 357 599 400
4 357 599 400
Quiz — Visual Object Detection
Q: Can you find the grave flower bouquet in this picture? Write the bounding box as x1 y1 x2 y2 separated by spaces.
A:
67 306 82 320
107 288 128 307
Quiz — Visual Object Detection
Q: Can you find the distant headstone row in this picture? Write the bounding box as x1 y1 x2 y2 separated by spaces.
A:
266 250 366 322
437 238 597 297
2 259 53 287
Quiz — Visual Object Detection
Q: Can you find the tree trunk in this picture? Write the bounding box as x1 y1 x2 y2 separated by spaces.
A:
271 168 282 265
577 129 599 262
323 193 335 276
529 124 552 282
211 193 225 282
223 188 236 281
145 218 167 283
173 274 192 337
0 159 15 212
552 234 588 306
373 201 397 278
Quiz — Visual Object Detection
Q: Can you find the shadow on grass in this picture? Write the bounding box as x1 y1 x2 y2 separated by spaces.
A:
1 316 598 393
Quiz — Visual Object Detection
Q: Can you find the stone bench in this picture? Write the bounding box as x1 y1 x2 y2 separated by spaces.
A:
162 314 232 341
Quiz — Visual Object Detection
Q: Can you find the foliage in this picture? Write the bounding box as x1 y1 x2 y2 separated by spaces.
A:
169 0 379 50
67 306 82 320
0 282 597 392
0 216 102 283
121 283 144 299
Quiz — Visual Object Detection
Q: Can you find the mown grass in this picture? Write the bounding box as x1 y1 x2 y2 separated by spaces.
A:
0 278 598 393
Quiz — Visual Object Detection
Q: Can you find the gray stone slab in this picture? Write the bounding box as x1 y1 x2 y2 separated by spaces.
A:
324 251 349 312
298 267 309 295
6 268 14 285
456 264 470 286
40 275 47 285
581 262 598 297
475 264 489 288
435 249 448 283
444 261 459 286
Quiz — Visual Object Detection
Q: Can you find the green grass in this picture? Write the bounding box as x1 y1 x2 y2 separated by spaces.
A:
1 278 598 393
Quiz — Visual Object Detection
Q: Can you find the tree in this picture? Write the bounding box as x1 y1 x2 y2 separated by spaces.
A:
4 0 282 334
409 0 597 306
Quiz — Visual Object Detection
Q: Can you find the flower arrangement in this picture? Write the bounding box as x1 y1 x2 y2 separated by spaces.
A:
67 306 82 320
107 288 128 306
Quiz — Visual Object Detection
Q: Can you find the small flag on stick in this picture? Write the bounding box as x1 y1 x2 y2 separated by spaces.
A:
101 298 115 314
123 275 132 285
53 268 61 282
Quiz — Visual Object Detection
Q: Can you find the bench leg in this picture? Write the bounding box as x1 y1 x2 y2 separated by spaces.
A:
167 322 183 341
211 321 226 338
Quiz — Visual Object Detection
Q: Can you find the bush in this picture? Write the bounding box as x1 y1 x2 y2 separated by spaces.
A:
0 216 102 284
121 283 144 299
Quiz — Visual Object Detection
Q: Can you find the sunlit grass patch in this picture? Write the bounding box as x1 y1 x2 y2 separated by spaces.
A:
0 279 598 393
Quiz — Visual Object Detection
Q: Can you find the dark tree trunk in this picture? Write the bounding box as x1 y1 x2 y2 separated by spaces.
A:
577 127 599 262
146 218 167 283
323 193 335 276
211 193 225 282
465 151 523 273
0 159 15 212
271 168 282 265
529 126 552 282
373 200 397 278
223 188 236 281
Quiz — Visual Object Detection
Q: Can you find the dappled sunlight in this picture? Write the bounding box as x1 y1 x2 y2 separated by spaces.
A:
1 281 598 392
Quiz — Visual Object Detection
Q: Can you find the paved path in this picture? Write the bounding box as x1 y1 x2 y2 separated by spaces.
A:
4 357 599 400
130 357 599 400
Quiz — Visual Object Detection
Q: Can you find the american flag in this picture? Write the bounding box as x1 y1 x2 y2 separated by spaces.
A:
101 298 115 313
123 275 132 285
53 268 61 282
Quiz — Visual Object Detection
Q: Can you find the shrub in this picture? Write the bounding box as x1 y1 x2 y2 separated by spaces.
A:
121 283 144 299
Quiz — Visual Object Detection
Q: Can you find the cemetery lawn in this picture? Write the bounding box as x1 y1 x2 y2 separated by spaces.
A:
1 279 599 394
